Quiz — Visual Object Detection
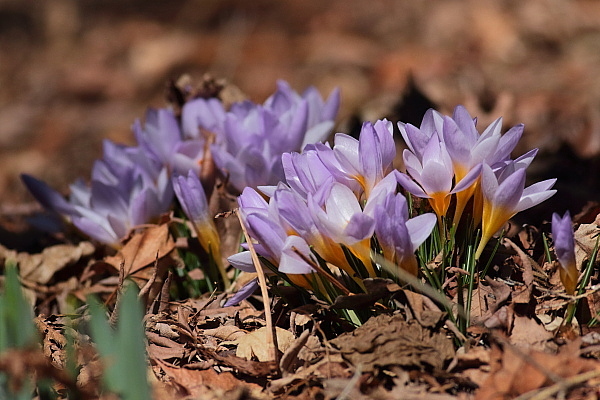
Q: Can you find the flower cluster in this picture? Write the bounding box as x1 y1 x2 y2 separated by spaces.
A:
229 106 558 304
229 120 438 302
22 81 339 249
183 80 340 192
397 106 557 259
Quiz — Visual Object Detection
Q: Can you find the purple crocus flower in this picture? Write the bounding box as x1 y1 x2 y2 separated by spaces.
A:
190 81 340 193
307 181 376 275
22 141 173 246
227 186 316 303
133 108 205 176
323 119 396 199
442 106 524 225
373 192 437 276
397 135 481 219
172 171 220 259
552 211 578 295
474 163 556 259
398 108 444 161
281 143 336 204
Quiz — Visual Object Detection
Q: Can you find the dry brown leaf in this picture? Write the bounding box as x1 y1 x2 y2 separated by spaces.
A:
203 325 246 341
104 224 175 277
0 242 94 285
476 342 600 399
574 219 600 270
155 358 263 398
235 327 295 362
505 239 535 305
330 313 455 372
146 331 186 361
510 315 555 352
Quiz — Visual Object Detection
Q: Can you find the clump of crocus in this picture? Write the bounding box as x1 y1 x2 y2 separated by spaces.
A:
552 211 578 295
397 106 556 259
228 120 438 303
184 80 340 192
22 80 339 251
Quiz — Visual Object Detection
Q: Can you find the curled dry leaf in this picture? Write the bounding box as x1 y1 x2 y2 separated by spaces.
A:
574 217 600 270
0 241 94 285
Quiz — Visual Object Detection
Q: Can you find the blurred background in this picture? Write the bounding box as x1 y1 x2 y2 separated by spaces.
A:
2 0 600 221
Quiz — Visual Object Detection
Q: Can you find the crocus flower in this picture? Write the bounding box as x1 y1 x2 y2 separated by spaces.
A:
172 171 220 260
133 108 205 176
552 211 578 295
281 143 336 204
22 141 173 246
307 181 376 275
474 163 556 259
228 186 316 299
442 106 523 225
398 108 444 161
272 183 352 274
323 120 396 199
373 192 437 276
397 135 481 220
202 81 340 192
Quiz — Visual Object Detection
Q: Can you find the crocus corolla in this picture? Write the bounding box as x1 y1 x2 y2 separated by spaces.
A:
133 108 205 176
398 135 480 220
324 119 395 199
172 171 220 260
442 106 523 225
307 181 376 275
475 163 556 259
552 211 578 295
373 192 437 276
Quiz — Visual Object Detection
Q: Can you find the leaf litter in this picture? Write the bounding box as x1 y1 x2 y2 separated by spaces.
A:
1 202 600 399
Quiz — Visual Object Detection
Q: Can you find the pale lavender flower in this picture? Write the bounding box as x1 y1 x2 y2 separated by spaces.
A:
307 181 376 274
22 141 173 246
172 171 220 258
442 106 523 224
133 108 205 175
397 135 481 219
207 81 340 192
398 108 444 160
227 187 316 303
373 192 437 276
323 119 396 198
281 143 336 204
552 211 578 295
474 163 556 259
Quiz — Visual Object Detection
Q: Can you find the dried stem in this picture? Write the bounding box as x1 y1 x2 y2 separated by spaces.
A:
236 209 279 365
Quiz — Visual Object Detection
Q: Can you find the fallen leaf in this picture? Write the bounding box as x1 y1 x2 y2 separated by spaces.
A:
235 327 295 362
154 358 262 398
476 342 600 399
104 224 175 277
510 315 555 352
1 242 94 285
330 313 455 372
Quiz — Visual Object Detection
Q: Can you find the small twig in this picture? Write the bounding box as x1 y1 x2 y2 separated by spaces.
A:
138 251 160 308
236 209 279 366
109 259 126 326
